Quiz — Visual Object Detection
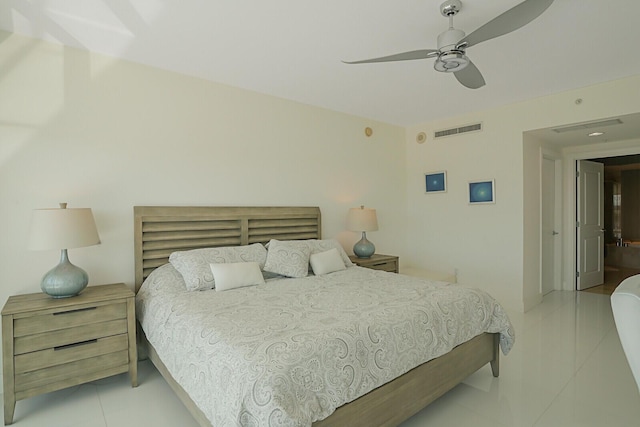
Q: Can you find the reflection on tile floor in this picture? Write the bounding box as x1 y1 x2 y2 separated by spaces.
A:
2 291 638 427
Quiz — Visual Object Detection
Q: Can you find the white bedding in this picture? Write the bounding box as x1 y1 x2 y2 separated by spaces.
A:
136 264 514 427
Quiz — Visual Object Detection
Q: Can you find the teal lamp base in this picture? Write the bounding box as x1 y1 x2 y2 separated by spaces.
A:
353 232 376 258
41 249 89 298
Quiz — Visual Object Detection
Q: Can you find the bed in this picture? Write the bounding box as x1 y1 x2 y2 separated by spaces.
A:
134 206 514 427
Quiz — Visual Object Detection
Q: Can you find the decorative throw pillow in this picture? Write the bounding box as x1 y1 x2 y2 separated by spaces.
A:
169 243 267 291
306 239 354 267
210 262 265 291
263 239 311 278
309 248 347 275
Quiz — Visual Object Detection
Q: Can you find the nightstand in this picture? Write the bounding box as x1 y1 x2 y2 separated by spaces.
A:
349 254 399 273
2 283 137 425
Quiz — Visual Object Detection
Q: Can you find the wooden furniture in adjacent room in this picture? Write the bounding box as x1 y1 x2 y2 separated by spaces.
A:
2 283 137 425
349 253 399 273
134 206 500 427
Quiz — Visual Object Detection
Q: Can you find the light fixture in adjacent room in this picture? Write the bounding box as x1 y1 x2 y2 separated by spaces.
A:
29 202 101 298
347 205 378 258
588 131 604 137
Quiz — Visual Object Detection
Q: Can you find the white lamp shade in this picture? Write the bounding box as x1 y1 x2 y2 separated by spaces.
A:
347 206 379 232
29 207 101 250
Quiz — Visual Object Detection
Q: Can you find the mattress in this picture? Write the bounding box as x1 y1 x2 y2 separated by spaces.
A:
136 264 514 427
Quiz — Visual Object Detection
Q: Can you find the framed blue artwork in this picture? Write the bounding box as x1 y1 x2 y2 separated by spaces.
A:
469 180 495 204
425 171 447 193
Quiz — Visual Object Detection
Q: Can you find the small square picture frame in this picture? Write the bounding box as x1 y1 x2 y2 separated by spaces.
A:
468 180 495 204
425 171 447 193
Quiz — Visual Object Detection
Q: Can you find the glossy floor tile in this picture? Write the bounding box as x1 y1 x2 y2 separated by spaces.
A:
404 291 640 427
1 291 638 426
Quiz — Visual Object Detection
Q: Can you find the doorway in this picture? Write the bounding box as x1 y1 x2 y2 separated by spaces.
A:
580 154 640 295
541 155 561 295
526 112 640 297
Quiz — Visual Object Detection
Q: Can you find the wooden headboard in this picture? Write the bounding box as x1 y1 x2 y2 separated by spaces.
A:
134 206 321 291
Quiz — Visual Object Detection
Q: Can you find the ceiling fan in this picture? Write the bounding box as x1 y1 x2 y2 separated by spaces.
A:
343 0 554 89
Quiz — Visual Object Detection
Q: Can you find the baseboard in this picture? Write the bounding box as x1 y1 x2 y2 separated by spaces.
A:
523 293 544 312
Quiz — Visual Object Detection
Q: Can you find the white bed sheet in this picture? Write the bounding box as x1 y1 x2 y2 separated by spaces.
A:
136 264 514 427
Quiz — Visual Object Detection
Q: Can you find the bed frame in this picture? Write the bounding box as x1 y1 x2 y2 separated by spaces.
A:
134 206 499 427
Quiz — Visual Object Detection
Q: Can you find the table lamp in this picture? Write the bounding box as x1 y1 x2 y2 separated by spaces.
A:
28 203 101 298
347 205 378 258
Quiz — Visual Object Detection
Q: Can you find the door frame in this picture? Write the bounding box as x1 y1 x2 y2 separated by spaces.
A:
541 151 562 294
561 142 640 291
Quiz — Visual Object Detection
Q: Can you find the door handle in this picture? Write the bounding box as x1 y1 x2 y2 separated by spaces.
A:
552 231 559 235
600 229 606 233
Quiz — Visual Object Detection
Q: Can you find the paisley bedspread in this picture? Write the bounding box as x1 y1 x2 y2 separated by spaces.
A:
136 264 514 427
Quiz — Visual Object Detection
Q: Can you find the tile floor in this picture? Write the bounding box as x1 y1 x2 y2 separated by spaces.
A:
2 291 639 427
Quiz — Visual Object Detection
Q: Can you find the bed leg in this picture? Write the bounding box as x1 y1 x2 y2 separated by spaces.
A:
490 333 500 377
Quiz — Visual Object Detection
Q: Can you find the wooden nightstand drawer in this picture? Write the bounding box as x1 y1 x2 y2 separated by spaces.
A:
14 318 128 355
15 334 129 374
349 254 399 273
366 260 398 272
15 343 129 398
14 302 127 337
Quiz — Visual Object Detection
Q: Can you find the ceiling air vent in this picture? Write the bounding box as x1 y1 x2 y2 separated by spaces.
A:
552 118 623 133
434 122 482 139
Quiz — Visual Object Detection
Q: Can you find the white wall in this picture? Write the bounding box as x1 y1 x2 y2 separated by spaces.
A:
522 133 544 309
405 75 640 312
2 29 640 322
0 31 407 305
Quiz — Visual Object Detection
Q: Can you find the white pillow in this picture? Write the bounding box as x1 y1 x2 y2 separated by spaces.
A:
169 243 267 291
265 239 353 268
210 262 265 292
310 248 347 275
263 239 311 278
306 239 354 267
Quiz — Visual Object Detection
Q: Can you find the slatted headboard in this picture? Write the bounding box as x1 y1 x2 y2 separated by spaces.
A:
134 206 322 292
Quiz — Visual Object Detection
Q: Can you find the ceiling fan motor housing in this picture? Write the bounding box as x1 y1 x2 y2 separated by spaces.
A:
435 27 468 72
437 28 465 51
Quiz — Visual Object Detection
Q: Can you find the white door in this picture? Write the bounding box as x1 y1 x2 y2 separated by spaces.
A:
541 157 558 295
577 160 605 290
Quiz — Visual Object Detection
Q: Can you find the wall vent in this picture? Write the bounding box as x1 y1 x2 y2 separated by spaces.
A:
434 122 482 139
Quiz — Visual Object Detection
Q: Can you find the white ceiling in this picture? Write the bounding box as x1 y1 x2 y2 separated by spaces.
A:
2 0 640 127
528 113 640 147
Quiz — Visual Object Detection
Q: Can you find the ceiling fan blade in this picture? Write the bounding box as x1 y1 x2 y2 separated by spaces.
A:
458 0 554 49
454 60 485 89
343 49 438 64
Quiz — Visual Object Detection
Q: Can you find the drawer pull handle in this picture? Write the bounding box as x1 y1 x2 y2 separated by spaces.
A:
53 307 97 316
54 339 98 351
372 263 387 267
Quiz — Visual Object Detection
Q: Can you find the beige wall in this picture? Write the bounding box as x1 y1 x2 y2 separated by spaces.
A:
0 32 407 304
405 75 640 312
3 29 640 316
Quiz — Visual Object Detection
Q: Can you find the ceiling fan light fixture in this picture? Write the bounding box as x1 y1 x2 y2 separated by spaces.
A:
344 0 554 89
434 51 469 72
